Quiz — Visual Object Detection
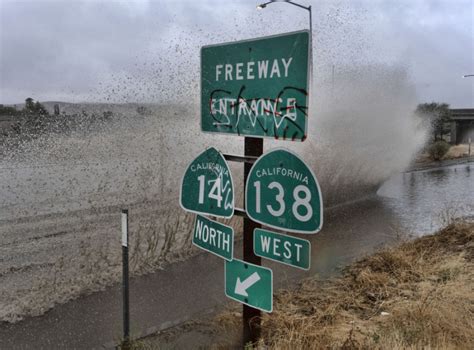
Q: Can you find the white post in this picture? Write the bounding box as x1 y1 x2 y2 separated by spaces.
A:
121 210 128 248
121 209 130 345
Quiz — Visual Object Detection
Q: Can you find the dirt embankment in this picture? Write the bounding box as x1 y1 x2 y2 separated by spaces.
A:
254 222 473 349
416 143 473 164
221 221 474 349
133 221 474 349
445 144 472 159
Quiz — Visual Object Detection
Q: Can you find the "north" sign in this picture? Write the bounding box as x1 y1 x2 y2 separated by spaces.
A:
193 215 234 261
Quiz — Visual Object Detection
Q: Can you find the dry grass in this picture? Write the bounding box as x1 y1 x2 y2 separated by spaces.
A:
130 209 195 274
0 207 199 323
417 143 472 163
446 144 471 159
216 221 474 349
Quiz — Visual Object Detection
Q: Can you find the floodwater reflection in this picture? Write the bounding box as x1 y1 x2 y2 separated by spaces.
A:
377 163 473 235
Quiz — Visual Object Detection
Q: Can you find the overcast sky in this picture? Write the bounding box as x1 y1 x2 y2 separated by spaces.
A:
0 0 473 107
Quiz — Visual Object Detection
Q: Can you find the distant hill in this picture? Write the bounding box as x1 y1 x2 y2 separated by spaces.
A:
6 101 183 116
5 101 189 119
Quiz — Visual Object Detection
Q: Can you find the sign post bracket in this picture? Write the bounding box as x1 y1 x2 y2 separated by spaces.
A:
233 207 248 218
223 154 258 164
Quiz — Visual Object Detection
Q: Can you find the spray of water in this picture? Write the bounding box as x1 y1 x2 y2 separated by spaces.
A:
0 1 428 322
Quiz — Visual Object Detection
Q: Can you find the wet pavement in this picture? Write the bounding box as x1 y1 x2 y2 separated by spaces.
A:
1 161 472 349
0 198 398 349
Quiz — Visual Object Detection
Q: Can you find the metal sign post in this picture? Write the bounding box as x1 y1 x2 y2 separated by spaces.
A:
193 28 314 347
243 137 263 345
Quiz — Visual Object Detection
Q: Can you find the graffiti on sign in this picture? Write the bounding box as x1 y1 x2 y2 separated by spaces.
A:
201 31 310 140
180 147 234 218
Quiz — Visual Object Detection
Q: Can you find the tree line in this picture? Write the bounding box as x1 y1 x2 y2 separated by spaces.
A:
1 98 115 141
1 98 454 143
0 97 49 118
415 102 452 142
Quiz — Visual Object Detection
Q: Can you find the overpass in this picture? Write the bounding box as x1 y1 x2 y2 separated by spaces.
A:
450 108 474 144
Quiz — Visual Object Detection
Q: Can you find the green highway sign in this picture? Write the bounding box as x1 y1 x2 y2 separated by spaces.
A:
254 228 310 270
193 215 233 261
225 258 273 313
201 31 310 141
245 148 323 234
180 147 234 218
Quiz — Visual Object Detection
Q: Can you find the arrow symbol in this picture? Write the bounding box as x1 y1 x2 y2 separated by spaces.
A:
235 272 261 297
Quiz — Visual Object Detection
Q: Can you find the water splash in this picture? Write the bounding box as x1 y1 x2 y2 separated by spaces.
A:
0 0 429 322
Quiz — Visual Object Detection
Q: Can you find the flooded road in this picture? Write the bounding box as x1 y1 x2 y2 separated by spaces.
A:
302 161 473 281
0 161 472 349
378 163 473 235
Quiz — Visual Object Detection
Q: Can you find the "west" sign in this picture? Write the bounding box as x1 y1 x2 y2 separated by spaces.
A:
254 228 310 270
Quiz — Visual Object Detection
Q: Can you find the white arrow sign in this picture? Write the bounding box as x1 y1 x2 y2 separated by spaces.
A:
235 272 261 297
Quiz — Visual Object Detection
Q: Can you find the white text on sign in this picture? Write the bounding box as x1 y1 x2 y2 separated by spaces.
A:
195 219 231 252
215 58 293 81
253 228 310 270
259 235 303 261
193 215 234 261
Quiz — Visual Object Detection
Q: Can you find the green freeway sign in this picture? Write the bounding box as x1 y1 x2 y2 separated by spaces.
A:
245 148 322 234
193 215 233 261
225 258 273 313
201 31 310 141
180 147 234 218
254 228 310 270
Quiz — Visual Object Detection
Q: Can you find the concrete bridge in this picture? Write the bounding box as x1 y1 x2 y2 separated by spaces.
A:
450 108 474 144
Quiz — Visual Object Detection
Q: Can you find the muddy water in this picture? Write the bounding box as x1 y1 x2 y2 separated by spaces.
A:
0 162 471 348
378 163 473 235
0 154 471 324
275 162 473 288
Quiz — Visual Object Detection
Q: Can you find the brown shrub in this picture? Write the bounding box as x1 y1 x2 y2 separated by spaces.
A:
215 222 474 349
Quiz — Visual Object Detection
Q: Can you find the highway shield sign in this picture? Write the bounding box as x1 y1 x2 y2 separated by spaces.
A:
193 215 234 261
225 258 273 313
245 148 322 233
201 30 310 141
180 147 234 218
254 228 310 270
